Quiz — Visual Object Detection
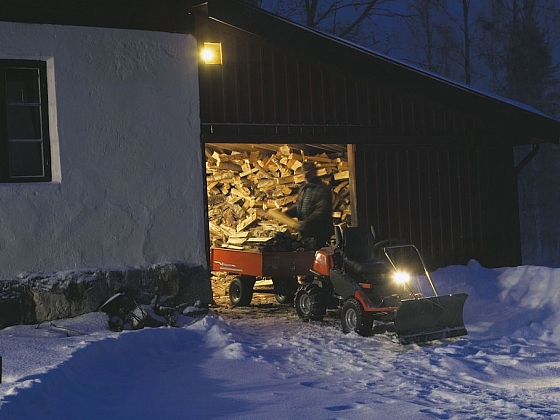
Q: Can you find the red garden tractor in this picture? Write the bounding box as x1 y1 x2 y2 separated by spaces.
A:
294 226 468 344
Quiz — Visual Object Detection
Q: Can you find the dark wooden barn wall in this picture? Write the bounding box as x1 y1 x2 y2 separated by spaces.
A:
196 15 523 268
354 144 521 268
197 17 483 141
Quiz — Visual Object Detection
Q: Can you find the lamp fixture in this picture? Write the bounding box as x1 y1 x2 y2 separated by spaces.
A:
201 42 223 65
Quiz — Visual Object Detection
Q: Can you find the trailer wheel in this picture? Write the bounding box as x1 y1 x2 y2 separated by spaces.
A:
341 298 373 336
295 284 328 321
274 277 299 304
229 276 255 306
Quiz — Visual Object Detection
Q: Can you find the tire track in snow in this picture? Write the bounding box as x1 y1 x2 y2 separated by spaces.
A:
228 315 560 419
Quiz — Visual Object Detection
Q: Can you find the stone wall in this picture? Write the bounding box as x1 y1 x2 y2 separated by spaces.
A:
0 262 212 329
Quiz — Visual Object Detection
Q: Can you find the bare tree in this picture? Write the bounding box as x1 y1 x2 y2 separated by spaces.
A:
478 0 560 106
259 0 404 50
398 0 488 85
398 0 464 79
460 0 473 84
438 0 486 85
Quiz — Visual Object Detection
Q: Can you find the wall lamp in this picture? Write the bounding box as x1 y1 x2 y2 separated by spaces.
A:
200 42 223 65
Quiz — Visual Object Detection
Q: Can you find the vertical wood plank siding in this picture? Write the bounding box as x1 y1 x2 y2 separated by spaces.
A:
197 17 522 268
354 145 519 268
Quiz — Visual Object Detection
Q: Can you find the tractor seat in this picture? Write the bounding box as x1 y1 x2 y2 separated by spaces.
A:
342 227 388 278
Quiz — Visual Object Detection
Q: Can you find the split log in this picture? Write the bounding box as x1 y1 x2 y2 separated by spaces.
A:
267 209 298 228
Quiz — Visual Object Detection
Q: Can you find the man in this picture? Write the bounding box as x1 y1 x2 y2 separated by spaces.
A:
286 161 333 249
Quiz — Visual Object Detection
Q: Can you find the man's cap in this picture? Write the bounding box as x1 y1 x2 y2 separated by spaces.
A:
302 161 316 172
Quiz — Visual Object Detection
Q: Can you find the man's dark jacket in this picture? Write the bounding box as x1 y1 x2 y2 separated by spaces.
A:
286 179 332 248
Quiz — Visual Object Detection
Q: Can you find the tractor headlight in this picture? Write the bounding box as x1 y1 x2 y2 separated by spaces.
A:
393 271 410 284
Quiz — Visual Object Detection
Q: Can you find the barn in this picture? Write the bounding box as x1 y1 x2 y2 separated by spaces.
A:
191 0 560 269
0 0 558 290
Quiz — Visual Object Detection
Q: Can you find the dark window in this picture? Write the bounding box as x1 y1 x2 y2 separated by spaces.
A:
0 60 51 182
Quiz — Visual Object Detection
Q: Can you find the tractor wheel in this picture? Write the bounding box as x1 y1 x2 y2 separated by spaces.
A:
229 276 255 307
294 284 328 321
274 277 299 304
341 298 374 336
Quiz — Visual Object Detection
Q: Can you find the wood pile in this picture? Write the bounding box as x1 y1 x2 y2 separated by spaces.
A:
206 144 351 251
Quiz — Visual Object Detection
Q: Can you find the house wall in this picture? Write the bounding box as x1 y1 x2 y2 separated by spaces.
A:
0 22 207 276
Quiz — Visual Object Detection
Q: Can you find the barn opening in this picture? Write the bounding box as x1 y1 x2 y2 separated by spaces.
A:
205 142 350 306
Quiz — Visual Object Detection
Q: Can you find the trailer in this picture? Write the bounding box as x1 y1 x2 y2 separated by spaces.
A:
210 247 316 306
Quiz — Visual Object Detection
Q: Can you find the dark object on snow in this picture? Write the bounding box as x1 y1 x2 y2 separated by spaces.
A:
99 293 139 331
99 293 134 316
0 262 212 330
99 293 208 332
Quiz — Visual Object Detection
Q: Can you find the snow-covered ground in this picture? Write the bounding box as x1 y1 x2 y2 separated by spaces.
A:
1 260 560 419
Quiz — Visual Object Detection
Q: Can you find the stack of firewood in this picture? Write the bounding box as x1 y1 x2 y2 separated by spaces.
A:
206 144 350 250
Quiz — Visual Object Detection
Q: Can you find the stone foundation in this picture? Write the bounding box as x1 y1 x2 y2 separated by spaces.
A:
0 262 212 329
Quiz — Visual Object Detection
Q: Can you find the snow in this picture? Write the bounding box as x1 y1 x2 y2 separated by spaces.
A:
2 262 560 419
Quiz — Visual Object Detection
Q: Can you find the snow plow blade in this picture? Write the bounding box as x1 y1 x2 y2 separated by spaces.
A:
394 293 468 345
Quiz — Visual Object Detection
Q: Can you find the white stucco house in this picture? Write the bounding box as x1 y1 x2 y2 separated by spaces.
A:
0 1 208 277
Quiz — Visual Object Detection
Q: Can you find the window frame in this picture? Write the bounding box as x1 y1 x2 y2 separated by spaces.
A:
0 59 52 183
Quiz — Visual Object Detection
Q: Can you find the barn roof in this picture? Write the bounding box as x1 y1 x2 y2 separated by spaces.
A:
1 0 558 144
192 0 560 145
